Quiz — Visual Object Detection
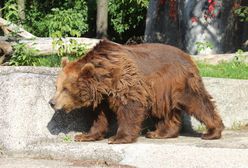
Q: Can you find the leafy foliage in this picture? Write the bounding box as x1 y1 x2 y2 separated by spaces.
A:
9 43 39 66
52 39 88 57
108 0 148 41
23 0 88 37
1 0 19 24
9 41 88 67
23 2 47 37
43 8 88 38
2 0 148 43
195 41 213 54
235 6 248 22
233 49 246 67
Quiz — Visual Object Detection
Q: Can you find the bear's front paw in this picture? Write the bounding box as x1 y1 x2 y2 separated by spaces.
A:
108 135 136 144
74 133 103 142
146 131 159 138
201 131 222 140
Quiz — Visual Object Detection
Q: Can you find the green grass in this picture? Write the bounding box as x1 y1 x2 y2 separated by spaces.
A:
35 55 80 67
197 61 248 79
63 135 73 142
37 57 248 80
35 55 61 67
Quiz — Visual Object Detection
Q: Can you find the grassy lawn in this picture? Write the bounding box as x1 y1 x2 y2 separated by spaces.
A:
36 57 248 80
31 55 80 67
197 61 248 80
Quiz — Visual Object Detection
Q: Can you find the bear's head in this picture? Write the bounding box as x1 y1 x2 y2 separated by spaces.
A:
49 57 108 113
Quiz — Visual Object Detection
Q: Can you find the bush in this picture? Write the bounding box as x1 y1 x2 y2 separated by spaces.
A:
42 7 88 38
1 0 19 24
9 43 39 66
24 0 88 37
108 0 148 41
235 6 248 22
2 0 148 42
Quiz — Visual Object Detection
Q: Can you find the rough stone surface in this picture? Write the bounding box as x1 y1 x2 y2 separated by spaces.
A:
0 66 100 151
0 66 248 152
8 130 248 168
0 66 58 150
0 157 133 168
0 158 78 168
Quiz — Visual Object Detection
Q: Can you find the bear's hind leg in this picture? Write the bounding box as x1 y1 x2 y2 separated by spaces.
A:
74 110 108 142
183 95 224 140
146 109 181 139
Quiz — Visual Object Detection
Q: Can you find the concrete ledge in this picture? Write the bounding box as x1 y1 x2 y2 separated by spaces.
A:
0 66 248 152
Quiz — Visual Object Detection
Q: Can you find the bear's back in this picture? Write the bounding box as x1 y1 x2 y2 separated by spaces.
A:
124 44 197 76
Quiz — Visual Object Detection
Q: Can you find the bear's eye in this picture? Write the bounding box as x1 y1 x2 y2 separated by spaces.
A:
63 87 68 92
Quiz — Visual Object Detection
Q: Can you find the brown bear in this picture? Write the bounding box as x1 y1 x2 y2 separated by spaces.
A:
49 40 224 144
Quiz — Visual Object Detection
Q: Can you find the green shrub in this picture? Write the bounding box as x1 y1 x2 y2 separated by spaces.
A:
52 39 88 57
43 7 88 38
235 6 248 22
23 2 46 37
233 49 246 66
2 0 148 42
9 43 39 66
1 0 19 24
24 0 88 37
195 41 213 54
108 0 148 41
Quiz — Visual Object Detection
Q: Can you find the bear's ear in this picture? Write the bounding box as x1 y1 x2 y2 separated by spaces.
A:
80 63 95 78
61 57 69 68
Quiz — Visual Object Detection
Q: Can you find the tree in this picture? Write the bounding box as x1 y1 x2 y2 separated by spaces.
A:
145 0 181 47
235 0 248 50
96 0 108 38
17 0 25 21
145 0 247 54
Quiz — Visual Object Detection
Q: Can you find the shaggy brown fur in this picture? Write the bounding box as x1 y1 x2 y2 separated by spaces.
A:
49 40 224 144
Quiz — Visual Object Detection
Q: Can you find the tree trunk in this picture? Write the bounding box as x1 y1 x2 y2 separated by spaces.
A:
145 0 244 54
182 0 242 54
145 0 181 47
19 37 99 56
86 0 97 37
240 0 248 50
17 0 26 21
0 37 99 56
0 0 3 18
96 0 108 38
0 1 3 36
0 17 35 38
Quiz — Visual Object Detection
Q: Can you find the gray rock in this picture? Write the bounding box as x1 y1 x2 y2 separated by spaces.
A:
0 66 248 152
0 66 103 151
